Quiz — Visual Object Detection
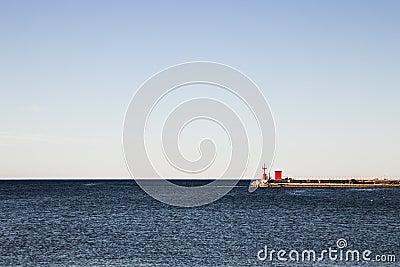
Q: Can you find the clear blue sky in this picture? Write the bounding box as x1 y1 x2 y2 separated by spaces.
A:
1 0 399 177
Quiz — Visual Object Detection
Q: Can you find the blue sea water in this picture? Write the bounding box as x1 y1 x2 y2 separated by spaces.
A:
0 180 399 266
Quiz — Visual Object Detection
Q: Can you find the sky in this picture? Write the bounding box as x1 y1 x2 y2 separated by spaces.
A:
0 0 399 178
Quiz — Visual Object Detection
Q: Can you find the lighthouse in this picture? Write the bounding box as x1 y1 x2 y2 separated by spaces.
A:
262 164 267 180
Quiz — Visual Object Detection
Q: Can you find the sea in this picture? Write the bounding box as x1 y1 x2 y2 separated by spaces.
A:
0 180 399 266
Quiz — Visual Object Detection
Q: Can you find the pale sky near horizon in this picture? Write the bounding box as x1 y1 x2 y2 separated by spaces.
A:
1 0 399 178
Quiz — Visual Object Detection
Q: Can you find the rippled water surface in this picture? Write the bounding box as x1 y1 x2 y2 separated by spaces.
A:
0 180 399 266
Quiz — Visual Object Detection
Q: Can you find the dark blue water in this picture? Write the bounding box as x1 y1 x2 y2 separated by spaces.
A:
0 180 399 266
